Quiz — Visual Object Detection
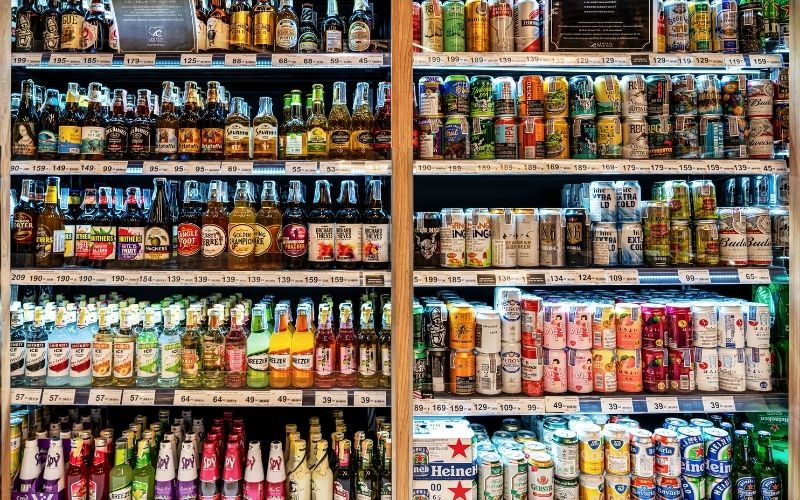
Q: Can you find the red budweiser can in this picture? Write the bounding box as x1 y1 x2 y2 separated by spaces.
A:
643 347 667 393
412 2 422 52
522 345 544 396
665 303 692 348
521 295 543 347
641 303 666 348
518 117 546 159
667 347 695 393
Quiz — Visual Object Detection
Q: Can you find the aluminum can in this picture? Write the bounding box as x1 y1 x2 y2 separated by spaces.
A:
717 347 745 391
424 302 448 348
718 207 747 265
413 1 422 50
579 474 604 500
745 206 771 265
514 208 539 267
421 0 443 51
694 219 720 265
631 475 656 500
567 305 592 350
737 5 763 54
682 475 706 500
654 428 681 477
439 208 466 268
569 75 596 117
615 181 641 222
696 75 722 115
623 117 649 159
465 0 490 52
469 75 495 117
514 0 542 51
429 348 448 392
478 452 503 499
543 76 569 118
594 75 622 116
544 117 569 159
495 287 522 342
773 67 789 100
502 450 528 499
603 424 631 475
773 172 789 205
670 220 693 265
646 75 672 116
720 74 746 115
494 116 518 160
666 303 692 349
629 428 655 478
663 418 689 432
703 427 732 477
449 349 475 395
648 115 674 159
419 76 444 117
772 100 789 156
576 423 604 475
692 302 718 347
554 476 579 499
747 117 775 159
641 303 666 348
470 116 496 159
443 0 466 51
543 348 567 393
711 0 738 51
517 75 545 117
699 115 724 158
745 346 772 391
476 309 502 353
674 115 700 158
746 79 774 118
564 208 590 267
567 348 593 393
643 347 668 392
605 473 630 499
466 208 492 268
571 116 598 159
449 303 476 349
665 0 690 51
706 476 732 500
592 305 616 349
770 205 789 264
418 116 445 160
668 347 695 392
676 426 705 477
539 209 565 267
490 208 517 268
671 75 698 115
665 180 691 221
521 345 544 395
475 351 501 395
443 114 470 160
621 74 648 117
521 295 542 347
488 0 514 51
643 201 670 267
527 452 554 499
592 222 618 266
655 475 682 499
619 222 644 266
721 177 737 206
717 303 745 348
414 211 442 268
617 348 643 392
413 346 430 391
592 348 617 392
688 0 712 51
690 180 717 219
493 76 516 116
597 116 623 159
443 75 470 115
518 117 546 159
694 346 720 391
551 429 579 479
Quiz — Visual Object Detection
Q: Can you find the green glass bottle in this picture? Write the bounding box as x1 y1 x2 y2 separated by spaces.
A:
109 438 134 499
356 439 378 500
132 440 155 500
732 430 757 500
246 304 270 388
757 431 782 500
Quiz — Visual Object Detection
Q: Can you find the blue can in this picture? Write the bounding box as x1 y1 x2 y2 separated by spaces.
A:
615 180 642 222
703 427 732 478
690 418 714 429
706 476 732 500
568 75 596 117
773 173 789 205
699 115 724 159
493 76 517 116
571 117 598 159
664 418 689 432
676 427 705 477
618 223 644 266
443 75 470 115
681 475 705 500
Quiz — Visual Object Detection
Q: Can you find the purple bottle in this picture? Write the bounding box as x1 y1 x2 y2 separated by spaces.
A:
155 441 176 500
177 440 199 500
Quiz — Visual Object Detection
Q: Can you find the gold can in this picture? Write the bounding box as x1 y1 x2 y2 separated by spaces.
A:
545 118 570 159
449 349 476 395
577 423 605 475
544 76 569 118
669 220 693 265
603 423 631 475
10 417 22 478
694 220 720 266
449 303 476 350
465 0 490 52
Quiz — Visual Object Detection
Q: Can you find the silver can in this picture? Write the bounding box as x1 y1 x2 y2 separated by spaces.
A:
440 208 466 268
476 351 502 395
618 222 644 266
746 79 775 118
745 347 772 391
490 208 517 268
629 428 655 478
621 74 648 117
770 206 789 263
622 117 650 159
615 180 642 222
476 309 503 353
592 222 619 266
745 207 772 266
494 287 522 343
539 208 565 267
489 0 515 52
695 346 720 391
589 180 618 223
466 208 492 268
718 347 746 392
743 302 770 348
513 0 543 52
515 208 540 267
664 0 690 52
718 207 747 266
501 341 522 394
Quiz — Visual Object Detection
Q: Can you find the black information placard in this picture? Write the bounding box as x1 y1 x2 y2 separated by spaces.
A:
114 0 196 52
548 0 652 51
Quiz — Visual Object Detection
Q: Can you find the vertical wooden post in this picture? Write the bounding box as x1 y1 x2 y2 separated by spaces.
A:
390 0 413 498
788 9 798 495
1 5 12 500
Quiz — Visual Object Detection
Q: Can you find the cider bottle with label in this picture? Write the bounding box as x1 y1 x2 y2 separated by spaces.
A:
255 180 283 270
89 187 117 268
336 304 357 387
334 180 362 269
201 180 229 270
314 304 336 388
307 84 329 159
252 0 276 51
281 180 309 269
308 180 335 269
327 82 352 160
357 304 378 388
274 0 299 52
229 0 252 50
285 90 308 160
253 97 278 159
116 187 146 268
207 0 231 51
362 179 389 269
178 82 202 160
143 178 172 267
35 176 65 268
227 180 256 270
350 82 374 160
177 180 204 269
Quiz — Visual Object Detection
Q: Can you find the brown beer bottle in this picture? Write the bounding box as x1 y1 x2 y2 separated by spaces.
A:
200 81 226 161
177 180 204 269
201 180 229 270
227 181 256 270
229 0 252 50
281 180 308 269
35 176 65 268
254 180 283 270
12 179 38 268
252 0 276 51
143 178 172 267
274 0 299 53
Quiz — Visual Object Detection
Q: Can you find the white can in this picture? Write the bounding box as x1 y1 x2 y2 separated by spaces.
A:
543 303 568 349
621 74 648 117
692 302 719 348
718 347 746 392
551 429 579 480
592 222 619 267
589 181 618 222
567 304 593 350
475 309 502 353
495 287 522 343
745 347 772 392
543 348 568 393
515 208 540 267
592 303 617 349
527 452 554 499
694 347 720 392
615 180 642 222
718 207 748 266
744 302 771 348
489 0 515 51
629 428 655 478
746 207 772 266
466 208 492 268
490 208 517 268
501 341 522 394
475 351 502 395
439 208 466 268
717 304 745 348
567 349 593 393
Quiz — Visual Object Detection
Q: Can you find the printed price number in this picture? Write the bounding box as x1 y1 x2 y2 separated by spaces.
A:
181 53 214 66
42 389 76 405
747 54 780 67
521 398 545 414
469 400 497 414
81 54 113 65
678 269 711 285
724 54 746 67
268 390 303 406
469 54 489 64
219 161 251 174
646 397 680 413
652 55 679 66
737 268 771 284
446 401 470 413
354 390 387 407
497 400 523 413
224 53 257 66
572 270 606 284
12 53 43 66
606 269 639 285
703 396 736 412
601 397 635 413
315 391 348 407
444 54 463 64
545 396 579 413
546 272 573 285
174 390 206 405
122 390 155 405
124 53 156 66
11 388 41 405
49 53 83 65
286 161 318 174
89 389 122 405
100 161 129 174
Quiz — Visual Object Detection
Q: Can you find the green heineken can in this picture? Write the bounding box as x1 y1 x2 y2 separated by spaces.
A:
469 75 495 117
470 116 496 159
680 475 705 500
413 303 424 346
443 0 466 52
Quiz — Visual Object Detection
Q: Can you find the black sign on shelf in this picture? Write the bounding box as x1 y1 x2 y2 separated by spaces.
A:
114 0 197 53
548 0 652 51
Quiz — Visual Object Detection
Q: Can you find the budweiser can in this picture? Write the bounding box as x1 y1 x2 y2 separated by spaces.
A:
717 347 745 392
592 303 616 349
718 207 747 266
567 304 593 350
694 347 719 391
746 79 775 118
475 308 502 353
745 347 772 391
495 287 522 342
691 302 718 348
475 351 502 395
521 345 544 395
514 208 539 267
745 207 772 266
744 302 770 348
501 341 522 393
717 303 745 348
513 0 542 51
521 295 543 347
543 348 567 393
747 117 775 159
543 303 568 349
567 349 593 393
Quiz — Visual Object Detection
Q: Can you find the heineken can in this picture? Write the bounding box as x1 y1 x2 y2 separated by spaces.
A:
711 0 738 52
688 0 712 51
665 0 690 52
622 117 649 159
681 475 706 500
571 117 598 159
478 452 503 500
677 426 705 477
569 75 596 117
707 475 732 500
648 115 674 159
469 75 495 117
620 74 648 118
703 427 732 477
470 116 496 159
443 0 466 52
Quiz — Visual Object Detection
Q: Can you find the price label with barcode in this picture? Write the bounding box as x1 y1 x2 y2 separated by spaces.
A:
678 269 711 285
447 400 471 413
267 390 303 406
703 396 736 412
122 390 155 405
315 391 348 407
220 161 252 175
11 388 41 405
520 398 546 414
601 397 635 413
181 53 214 66
124 53 157 66
286 162 318 174
12 53 43 66
646 397 680 413
89 389 122 405
470 400 497 414
724 54 746 67
606 269 640 285
738 268 771 284
42 389 76 405
173 390 206 405
544 396 579 413
225 53 257 66
354 390 388 407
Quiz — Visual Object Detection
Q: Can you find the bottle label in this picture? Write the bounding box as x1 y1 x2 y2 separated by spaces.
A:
47 342 70 377
269 351 290 371
362 223 390 263
736 477 756 500
228 223 256 257
202 342 224 370
201 128 224 155
75 223 93 258
254 223 272 257
281 223 308 257
15 12 35 50
267 224 282 254
71 477 88 500
161 341 182 379
359 346 377 376
207 17 231 50
105 125 129 154
308 223 335 262
43 17 60 51
144 227 171 261
314 346 334 376
330 129 351 148
13 122 37 157
286 133 305 156
325 30 343 52
90 225 116 261
63 224 75 258
230 11 251 45
156 128 178 154
129 125 152 154
254 123 278 157
36 225 65 259
247 351 269 371
12 212 34 244
178 128 201 154
26 342 47 377
202 224 227 257
109 485 132 500
354 130 374 151
381 346 391 377
92 341 113 378
58 125 82 155
81 21 99 50
226 345 247 373
37 129 58 154
374 130 391 151
356 486 373 500
307 126 328 155
292 351 313 371
117 226 145 261
760 477 780 499
334 482 350 500
136 342 159 378
181 348 200 376
299 31 319 52
339 345 357 375
348 21 371 51
69 342 92 377
80 126 106 155
276 18 298 49
254 12 275 46
225 123 251 155
113 340 135 379
335 223 363 262
196 17 207 51
60 13 84 50
132 480 150 500
178 222 202 257
10 341 25 377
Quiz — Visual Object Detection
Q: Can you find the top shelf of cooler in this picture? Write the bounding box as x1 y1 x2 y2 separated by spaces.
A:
412 52 785 72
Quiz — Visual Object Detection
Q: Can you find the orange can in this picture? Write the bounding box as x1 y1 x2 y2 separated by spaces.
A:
616 348 643 392
591 348 618 393
517 75 545 117
450 349 476 395
615 302 642 349
449 303 476 350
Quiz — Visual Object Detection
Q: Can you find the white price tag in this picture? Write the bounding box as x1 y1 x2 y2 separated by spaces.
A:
124 53 156 66
466 52 493 65
220 161 252 175
122 390 155 405
606 269 640 285
181 53 213 66
546 272 575 286
724 54 746 67
703 396 736 412
12 53 43 66
80 53 114 65
99 161 129 174
173 390 207 405
267 390 303 406
89 389 122 405
571 270 607 285
747 54 782 67
315 391 348 407
48 53 83 66
678 269 711 285
496 399 524 413
209 272 239 286
207 392 233 405
738 268 771 284
11 388 41 405
42 389 76 405
545 396 579 413
224 53 257 66
351 54 384 66
470 399 498 414
415 400 448 415
646 397 680 413
272 54 315 66
143 162 179 174
520 398 546 414
601 397 635 414
354 390 387 407
441 53 467 65
651 54 679 66
447 400 471 413
692 54 722 66
286 161 318 174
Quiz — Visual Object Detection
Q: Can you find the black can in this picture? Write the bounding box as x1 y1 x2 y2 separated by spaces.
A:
737 176 752 206
752 175 770 206
738 6 764 54
646 74 671 116
722 178 737 206
424 302 449 348
564 208 591 267
429 348 449 393
414 212 442 268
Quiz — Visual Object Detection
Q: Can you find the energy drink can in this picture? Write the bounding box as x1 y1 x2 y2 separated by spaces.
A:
699 115 724 159
597 116 623 159
518 117 546 159
594 75 622 116
646 75 671 116
517 75 545 117
622 117 649 159
648 115 674 159
469 75 495 117
592 222 619 266
470 116 496 159
569 75 596 117
620 74 648 118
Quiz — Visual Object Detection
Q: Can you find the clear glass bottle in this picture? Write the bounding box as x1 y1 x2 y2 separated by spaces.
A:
224 97 251 159
227 180 256 270
112 308 136 387
135 307 160 387
225 310 247 388
253 97 279 159
377 303 391 388
290 304 314 388
327 81 351 160
91 306 114 386
201 309 225 388
336 304 357 387
180 307 202 388
269 305 293 388
285 90 308 160
246 304 270 388
69 306 93 387
158 306 182 387
306 84 329 159
356 304 378 388
314 304 336 388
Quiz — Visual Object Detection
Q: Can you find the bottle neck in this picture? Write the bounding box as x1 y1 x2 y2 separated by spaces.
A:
327 0 338 16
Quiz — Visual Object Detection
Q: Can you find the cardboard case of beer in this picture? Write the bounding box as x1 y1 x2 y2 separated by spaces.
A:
413 418 478 500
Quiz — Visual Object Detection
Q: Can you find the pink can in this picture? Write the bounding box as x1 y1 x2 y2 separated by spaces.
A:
665 303 693 348
567 304 593 349
615 302 642 349
643 347 667 393
522 345 544 396
667 347 695 393
567 349 593 393
521 295 543 347
641 303 666 348
543 348 567 393
543 303 568 349
592 304 616 349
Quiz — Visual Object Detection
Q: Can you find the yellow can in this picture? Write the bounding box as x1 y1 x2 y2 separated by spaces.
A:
591 303 616 349
603 423 631 475
465 0 490 52
449 303 476 350
579 473 605 500
576 423 605 475
10 417 22 478
591 348 618 393
545 118 570 159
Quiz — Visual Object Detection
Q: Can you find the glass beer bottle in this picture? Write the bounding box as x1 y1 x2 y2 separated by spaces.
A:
255 181 283 270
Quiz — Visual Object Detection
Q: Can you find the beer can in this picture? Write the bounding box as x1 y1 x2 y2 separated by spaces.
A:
501 342 522 393
629 428 655 478
699 115 724 159
449 303 476 350
543 348 567 393
606 473 631 500
665 0 690 51
772 100 790 156
521 345 544 396
494 116 518 160
413 346 430 391
773 67 789 100
696 74 722 115
476 309 502 353
603 424 630 475
592 305 616 349
618 222 644 266
449 349 476 395
490 208 517 268
641 303 666 348
554 476 579 499
514 208 539 267
418 116 445 160
748 117 775 159
718 207 747 265
443 0 466 51
544 76 569 117
690 418 713 430
424 302 448 348
689 180 717 219
475 351 502 395
746 79 774 118
717 347 745 391
654 428 681 477
567 348 593 393
745 346 772 391
694 220 719 265
539 208 565 267
656 474 682 499
712 0 738 52
596 116 622 159
673 115 700 158
465 0 490 52
665 180 691 221
569 75 596 118
466 208 492 268
671 74 697 112
706 475 732 500
488 0 514 52
616 348 643 392
622 117 649 159
773 173 789 205
470 116 496 159
670 220 693 265
631 475 656 499
544 117 569 159
703 427 732 477
517 75 545 117
478 452 503 499
494 287 522 342
621 74 648 118
439 208 466 268
643 201 671 267
771 206 789 264
413 1 422 51
550 429 579 479
721 74 746 116
421 0 443 51
646 75 672 116
588 181 617 223
571 116 598 159
418 76 444 117
694 346 720 391
676 426 705 477
527 452 554 499
745 206 772 265
429 348 448 392
615 180 641 222
643 347 668 393
579 474 605 500
514 0 542 51
470 75 495 117
520 296 542 347
592 222 619 266
493 76 516 116
443 75 470 115
665 303 692 349
692 302 718 347
414 211 442 268
501 450 527 499
564 208 590 267
575 423 604 475
518 117 546 159
594 75 622 116
647 115 674 159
